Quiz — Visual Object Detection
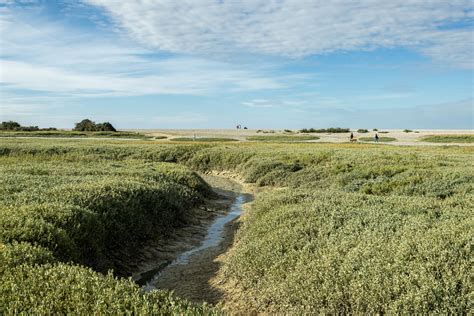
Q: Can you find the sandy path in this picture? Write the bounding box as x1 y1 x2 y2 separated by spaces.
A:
129 129 474 146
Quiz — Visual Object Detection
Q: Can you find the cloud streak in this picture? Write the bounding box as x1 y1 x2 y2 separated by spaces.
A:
85 0 474 68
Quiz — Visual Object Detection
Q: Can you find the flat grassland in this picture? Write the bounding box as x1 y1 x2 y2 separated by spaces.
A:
0 138 472 313
0 130 149 139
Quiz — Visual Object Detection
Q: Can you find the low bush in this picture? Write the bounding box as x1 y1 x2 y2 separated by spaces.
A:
247 135 319 142
357 129 369 133
0 263 215 314
224 189 472 313
300 127 350 133
0 242 56 273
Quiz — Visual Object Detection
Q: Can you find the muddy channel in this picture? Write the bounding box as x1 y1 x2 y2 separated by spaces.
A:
130 174 253 304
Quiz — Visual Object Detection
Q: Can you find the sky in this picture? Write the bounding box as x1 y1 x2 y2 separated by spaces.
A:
0 0 473 129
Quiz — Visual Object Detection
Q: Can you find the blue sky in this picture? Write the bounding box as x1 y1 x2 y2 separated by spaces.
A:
0 0 473 129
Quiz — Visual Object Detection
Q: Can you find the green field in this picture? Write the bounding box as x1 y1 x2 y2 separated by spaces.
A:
247 135 320 142
421 134 474 143
0 130 150 139
0 138 472 313
171 137 239 142
359 136 397 142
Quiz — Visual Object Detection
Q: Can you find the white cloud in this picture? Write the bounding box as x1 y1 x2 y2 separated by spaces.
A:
0 8 286 99
84 0 474 68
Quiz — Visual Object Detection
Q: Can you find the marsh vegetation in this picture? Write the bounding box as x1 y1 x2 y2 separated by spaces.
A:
0 138 472 313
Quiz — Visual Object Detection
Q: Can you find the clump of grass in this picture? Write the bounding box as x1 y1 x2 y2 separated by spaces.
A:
247 135 319 142
357 129 369 133
421 135 474 143
171 137 238 142
300 127 350 133
359 136 397 142
403 129 413 133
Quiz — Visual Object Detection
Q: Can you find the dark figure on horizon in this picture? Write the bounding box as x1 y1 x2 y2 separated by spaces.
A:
375 133 379 143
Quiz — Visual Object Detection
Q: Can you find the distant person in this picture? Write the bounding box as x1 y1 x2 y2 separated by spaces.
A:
375 133 379 143
350 132 354 141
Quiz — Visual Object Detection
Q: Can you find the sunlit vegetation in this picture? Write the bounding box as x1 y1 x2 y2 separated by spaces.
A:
247 135 320 142
0 138 472 313
359 136 397 142
0 130 149 139
421 134 474 143
300 127 350 133
171 137 239 142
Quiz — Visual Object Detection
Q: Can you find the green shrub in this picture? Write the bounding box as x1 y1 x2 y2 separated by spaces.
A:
0 263 216 314
0 242 56 273
224 189 472 313
357 129 369 133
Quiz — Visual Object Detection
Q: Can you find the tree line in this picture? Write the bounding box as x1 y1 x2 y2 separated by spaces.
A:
0 119 116 132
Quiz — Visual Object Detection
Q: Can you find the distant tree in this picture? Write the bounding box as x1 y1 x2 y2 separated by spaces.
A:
0 121 21 130
96 122 116 132
74 119 98 131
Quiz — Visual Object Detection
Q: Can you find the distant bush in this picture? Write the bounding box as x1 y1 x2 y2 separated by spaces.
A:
171 137 238 142
0 121 55 132
247 135 319 142
403 129 413 133
373 128 378 131
357 129 369 133
300 127 350 133
0 121 21 130
74 119 116 132
284 129 293 133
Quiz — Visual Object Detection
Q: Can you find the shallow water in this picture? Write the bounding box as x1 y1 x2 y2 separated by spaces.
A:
142 194 248 291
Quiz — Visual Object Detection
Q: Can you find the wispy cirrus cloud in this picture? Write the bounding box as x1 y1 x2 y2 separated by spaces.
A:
84 0 474 68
